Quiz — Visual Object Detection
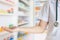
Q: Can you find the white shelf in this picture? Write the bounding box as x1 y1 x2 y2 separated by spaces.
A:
0 0 15 6
0 13 14 16
0 31 17 38
18 14 28 17
19 7 28 12
0 31 10 36
18 12 28 16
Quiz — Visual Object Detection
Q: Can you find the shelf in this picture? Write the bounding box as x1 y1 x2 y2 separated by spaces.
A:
0 13 14 16
19 7 28 12
18 14 28 17
0 0 15 6
18 12 28 16
0 31 10 36
19 0 29 6
0 31 17 37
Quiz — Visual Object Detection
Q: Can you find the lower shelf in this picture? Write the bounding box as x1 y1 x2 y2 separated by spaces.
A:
0 31 9 36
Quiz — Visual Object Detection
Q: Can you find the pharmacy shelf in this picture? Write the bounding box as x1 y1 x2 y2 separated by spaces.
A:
19 0 29 6
18 15 28 17
0 31 10 36
19 7 28 12
0 28 18 37
0 0 15 6
0 13 14 16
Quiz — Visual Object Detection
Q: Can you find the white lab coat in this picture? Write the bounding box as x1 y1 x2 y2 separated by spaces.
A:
40 0 60 40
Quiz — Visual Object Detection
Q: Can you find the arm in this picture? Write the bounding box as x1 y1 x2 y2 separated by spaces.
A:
18 20 48 33
2 20 48 33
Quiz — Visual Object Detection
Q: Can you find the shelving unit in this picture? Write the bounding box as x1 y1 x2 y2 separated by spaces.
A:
0 0 18 40
18 0 34 27
17 0 34 39
0 0 34 40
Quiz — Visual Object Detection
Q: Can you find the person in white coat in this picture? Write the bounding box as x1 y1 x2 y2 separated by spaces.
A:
2 0 60 40
44 0 60 40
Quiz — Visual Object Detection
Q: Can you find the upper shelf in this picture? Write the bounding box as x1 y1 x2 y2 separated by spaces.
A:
0 0 15 6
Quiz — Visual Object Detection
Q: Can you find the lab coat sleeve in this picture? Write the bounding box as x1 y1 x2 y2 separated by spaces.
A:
39 2 49 22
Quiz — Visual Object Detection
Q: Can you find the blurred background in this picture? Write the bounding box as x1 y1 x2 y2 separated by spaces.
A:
0 0 48 40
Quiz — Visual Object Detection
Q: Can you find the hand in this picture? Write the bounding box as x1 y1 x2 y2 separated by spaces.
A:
2 27 14 33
